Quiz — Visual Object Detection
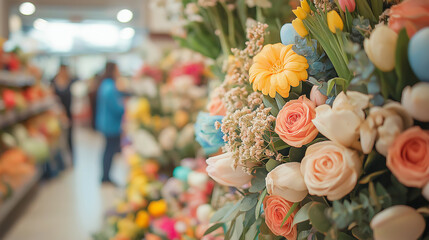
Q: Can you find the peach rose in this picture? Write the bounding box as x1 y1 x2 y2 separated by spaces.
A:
387 126 429 188
275 96 318 147
388 0 429 37
263 195 297 239
301 141 362 200
208 96 227 116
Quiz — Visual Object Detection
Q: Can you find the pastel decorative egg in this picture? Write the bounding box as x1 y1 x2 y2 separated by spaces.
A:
280 23 300 46
408 27 429 82
173 166 192 182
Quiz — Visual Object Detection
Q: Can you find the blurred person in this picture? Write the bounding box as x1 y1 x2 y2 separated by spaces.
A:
88 72 102 130
52 64 76 164
96 62 125 184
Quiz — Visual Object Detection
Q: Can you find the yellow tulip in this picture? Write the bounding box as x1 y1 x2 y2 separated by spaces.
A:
293 7 308 20
292 18 309 37
301 0 311 13
327 10 344 33
148 199 167 217
135 211 150 228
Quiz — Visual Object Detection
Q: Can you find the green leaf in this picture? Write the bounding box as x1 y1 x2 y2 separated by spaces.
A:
210 203 234 222
289 146 307 162
266 159 280 172
308 202 332 233
204 222 224 236
359 170 388 184
395 29 418 99
291 82 303 95
263 95 279 117
306 137 328 146
370 0 383 19
345 8 353 33
240 193 259 211
231 213 244 239
356 0 377 24
327 77 348 96
220 200 242 222
273 139 290 151
275 93 286 110
281 202 299 227
249 171 267 193
292 202 312 226
255 189 267 219
245 218 262 240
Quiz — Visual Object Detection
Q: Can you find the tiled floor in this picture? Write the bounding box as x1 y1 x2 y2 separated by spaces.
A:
5 127 128 240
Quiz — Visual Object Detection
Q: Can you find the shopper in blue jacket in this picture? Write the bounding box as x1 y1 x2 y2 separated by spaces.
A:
96 62 124 184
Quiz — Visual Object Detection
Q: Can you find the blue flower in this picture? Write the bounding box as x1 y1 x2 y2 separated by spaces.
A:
195 112 225 155
293 37 336 81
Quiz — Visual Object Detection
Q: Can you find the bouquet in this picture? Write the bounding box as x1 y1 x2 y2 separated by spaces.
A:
189 0 429 239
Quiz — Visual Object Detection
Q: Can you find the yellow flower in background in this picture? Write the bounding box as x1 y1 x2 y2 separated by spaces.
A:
148 199 167 217
292 18 309 37
128 153 142 167
174 110 189 128
327 10 344 33
117 216 139 238
249 43 309 98
301 0 310 13
135 211 150 228
293 7 308 20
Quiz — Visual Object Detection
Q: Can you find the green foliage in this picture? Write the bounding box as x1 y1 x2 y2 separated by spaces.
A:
326 183 392 239
395 29 419 99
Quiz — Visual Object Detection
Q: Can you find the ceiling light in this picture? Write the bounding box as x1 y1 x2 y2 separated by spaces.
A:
117 9 133 23
34 18 48 30
120 27 135 39
19 2 36 16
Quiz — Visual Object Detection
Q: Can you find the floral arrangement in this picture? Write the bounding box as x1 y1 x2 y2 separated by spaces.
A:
124 54 210 167
94 152 220 240
172 0 298 77
184 0 429 239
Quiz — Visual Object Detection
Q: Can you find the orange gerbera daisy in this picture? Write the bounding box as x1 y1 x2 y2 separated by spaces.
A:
249 43 309 98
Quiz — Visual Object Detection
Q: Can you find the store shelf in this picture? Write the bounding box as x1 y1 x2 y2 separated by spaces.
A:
0 97 55 129
0 70 35 87
0 168 42 224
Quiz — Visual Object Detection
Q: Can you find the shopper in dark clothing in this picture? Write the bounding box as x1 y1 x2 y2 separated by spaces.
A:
96 62 124 184
52 64 75 162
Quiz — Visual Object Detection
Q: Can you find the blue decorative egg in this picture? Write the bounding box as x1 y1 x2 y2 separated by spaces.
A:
173 166 192 182
280 23 300 46
408 27 429 82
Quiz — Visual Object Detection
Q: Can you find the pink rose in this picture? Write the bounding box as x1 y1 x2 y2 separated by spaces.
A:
388 0 429 37
339 0 355 12
208 96 227 116
310 85 328 106
275 95 318 147
263 195 297 239
301 141 362 200
387 126 429 188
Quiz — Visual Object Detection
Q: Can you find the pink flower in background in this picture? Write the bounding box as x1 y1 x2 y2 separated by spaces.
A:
139 65 163 83
275 95 318 147
170 62 205 85
388 0 429 37
338 0 355 12
387 126 429 188
153 217 179 240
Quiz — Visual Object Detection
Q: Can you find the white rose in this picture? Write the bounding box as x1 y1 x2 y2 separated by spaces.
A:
401 82 429 122
266 162 308 202
370 205 426 240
